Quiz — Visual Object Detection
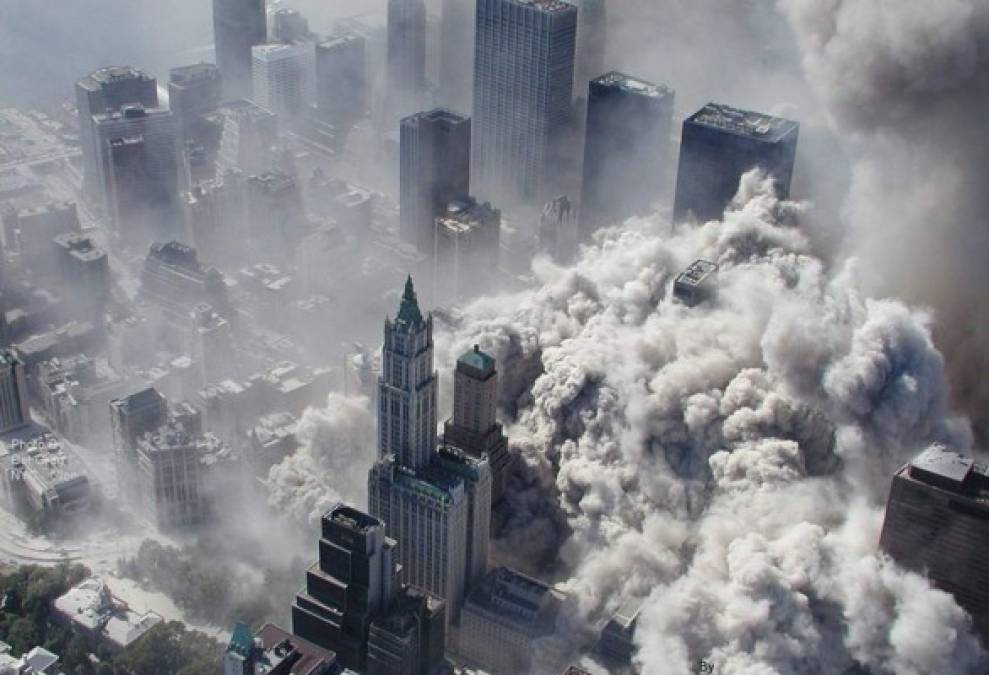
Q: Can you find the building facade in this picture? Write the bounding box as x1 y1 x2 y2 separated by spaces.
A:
438 0 476 113
251 42 316 124
0 349 29 433
315 34 367 133
579 72 674 240
672 102 799 223
473 0 577 203
400 109 471 254
432 198 500 306
212 0 268 98
387 0 427 100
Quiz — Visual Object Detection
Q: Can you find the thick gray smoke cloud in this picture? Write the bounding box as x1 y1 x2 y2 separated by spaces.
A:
266 393 374 525
437 173 984 673
778 0 989 442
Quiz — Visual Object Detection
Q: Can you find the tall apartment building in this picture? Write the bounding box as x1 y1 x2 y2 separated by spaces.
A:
579 72 675 240
291 503 446 674
75 67 158 201
879 447 989 641
251 42 316 124
443 345 511 505
673 102 799 223
432 198 500 306
212 0 267 98
93 104 180 244
473 0 578 203
400 109 471 253
387 0 427 100
0 349 29 433
315 34 367 133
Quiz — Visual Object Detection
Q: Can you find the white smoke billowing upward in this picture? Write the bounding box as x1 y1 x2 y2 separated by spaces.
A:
266 393 374 526
437 172 984 673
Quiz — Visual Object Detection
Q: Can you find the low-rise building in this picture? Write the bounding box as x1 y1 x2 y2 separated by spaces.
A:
33 354 126 443
0 641 61 674
0 429 93 516
673 260 718 307
52 577 162 651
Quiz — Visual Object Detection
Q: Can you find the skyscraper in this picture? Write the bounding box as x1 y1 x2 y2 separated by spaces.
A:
387 0 427 100
368 278 493 630
579 71 675 240
93 104 180 244
211 99 279 176
400 109 471 253
672 102 799 224
251 42 315 124
315 34 367 133
433 198 500 305
439 0 476 113
571 0 607 95
443 345 511 505
212 0 267 98
879 447 989 641
0 349 28 433
168 64 223 145
473 0 578 203
376 277 438 471
75 67 158 201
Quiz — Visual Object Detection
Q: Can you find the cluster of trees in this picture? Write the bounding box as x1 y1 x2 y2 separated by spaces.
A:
0 564 221 674
116 539 299 629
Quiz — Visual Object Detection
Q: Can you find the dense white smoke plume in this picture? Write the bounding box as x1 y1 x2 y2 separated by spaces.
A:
266 393 374 525
778 0 989 442
436 173 984 673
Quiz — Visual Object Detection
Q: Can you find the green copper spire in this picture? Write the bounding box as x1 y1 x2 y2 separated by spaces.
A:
396 275 424 328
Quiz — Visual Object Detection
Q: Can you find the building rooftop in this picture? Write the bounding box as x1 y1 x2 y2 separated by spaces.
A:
514 0 577 14
112 387 165 413
318 32 363 49
688 102 798 143
457 344 496 375
78 66 154 91
256 623 337 674
404 107 470 127
327 503 383 534
910 446 973 486
169 63 220 84
394 276 425 329
593 71 673 99
675 260 718 289
465 566 565 635
53 577 162 649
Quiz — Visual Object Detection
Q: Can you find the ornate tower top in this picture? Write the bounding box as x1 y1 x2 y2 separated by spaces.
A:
396 275 424 329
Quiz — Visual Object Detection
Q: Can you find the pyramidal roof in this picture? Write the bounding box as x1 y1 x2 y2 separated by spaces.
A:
395 275 424 328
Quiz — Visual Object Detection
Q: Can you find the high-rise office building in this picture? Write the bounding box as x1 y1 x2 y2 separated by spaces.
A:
443 345 511 505
432 197 500 305
368 279 496 630
93 104 180 244
269 8 311 43
76 67 158 201
579 71 674 240
0 349 29 433
135 420 206 528
439 0 476 113
315 34 367 133
376 277 438 471
400 109 471 253
251 42 316 124
879 447 989 641
387 0 427 99
211 99 279 176
473 0 578 203
291 503 447 674
570 0 607 96
245 170 306 259
168 64 224 144
212 0 267 98
672 102 799 224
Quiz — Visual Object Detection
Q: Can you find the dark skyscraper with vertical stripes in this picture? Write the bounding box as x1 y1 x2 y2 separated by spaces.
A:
472 0 577 204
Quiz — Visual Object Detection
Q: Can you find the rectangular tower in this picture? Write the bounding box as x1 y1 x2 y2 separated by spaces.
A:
438 0 476 113
316 34 367 132
75 67 158 202
879 447 989 642
251 42 316 124
212 0 267 98
387 0 427 100
672 102 799 224
292 504 398 671
579 72 675 241
444 346 511 504
473 0 578 203
400 109 471 254
168 63 223 145
432 197 500 305
0 350 28 433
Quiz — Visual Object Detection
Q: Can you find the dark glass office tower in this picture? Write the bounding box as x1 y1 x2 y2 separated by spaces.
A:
211 0 267 98
880 447 989 642
387 0 427 99
439 0 476 113
672 102 799 224
316 33 367 133
473 0 578 204
579 71 674 240
399 109 471 253
75 67 158 202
